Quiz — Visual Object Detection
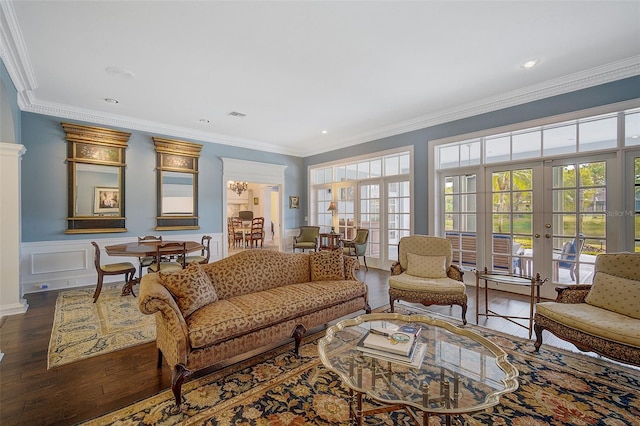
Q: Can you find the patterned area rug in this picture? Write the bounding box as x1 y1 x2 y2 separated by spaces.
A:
81 305 639 425
47 283 156 369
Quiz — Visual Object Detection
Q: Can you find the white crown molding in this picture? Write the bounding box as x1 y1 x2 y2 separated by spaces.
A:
0 1 37 99
305 56 640 156
2 0 639 158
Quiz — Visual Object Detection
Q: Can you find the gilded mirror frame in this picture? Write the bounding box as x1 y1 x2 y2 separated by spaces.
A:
153 137 202 230
63 122 130 234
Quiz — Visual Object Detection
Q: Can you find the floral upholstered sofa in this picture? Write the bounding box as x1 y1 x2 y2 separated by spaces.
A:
534 252 640 366
139 249 370 414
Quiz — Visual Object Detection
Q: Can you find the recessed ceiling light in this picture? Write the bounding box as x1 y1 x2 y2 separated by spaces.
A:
105 66 135 78
104 98 119 104
228 111 247 118
521 59 540 69
198 119 210 124
321 130 328 134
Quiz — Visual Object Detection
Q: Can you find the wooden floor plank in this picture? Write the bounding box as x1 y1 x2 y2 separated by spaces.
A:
0 266 602 425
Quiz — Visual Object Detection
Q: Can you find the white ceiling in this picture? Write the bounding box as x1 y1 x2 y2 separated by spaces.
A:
2 1 639 157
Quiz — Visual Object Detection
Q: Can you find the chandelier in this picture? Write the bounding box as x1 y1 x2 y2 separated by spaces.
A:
228 181 248 196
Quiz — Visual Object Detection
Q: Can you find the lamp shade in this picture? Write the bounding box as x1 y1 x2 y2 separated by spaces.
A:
327 201 338 211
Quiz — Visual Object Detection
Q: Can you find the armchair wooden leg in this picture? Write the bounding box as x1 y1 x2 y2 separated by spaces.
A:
534 323 544 352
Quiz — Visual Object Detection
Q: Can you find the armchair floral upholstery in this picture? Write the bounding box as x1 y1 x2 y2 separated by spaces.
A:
389 235 467 324
534 252 640 366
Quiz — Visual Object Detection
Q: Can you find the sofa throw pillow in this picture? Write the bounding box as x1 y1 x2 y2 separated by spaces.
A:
585 271 640 319
160 263 218 317
309 250 345 281
406 253 448 278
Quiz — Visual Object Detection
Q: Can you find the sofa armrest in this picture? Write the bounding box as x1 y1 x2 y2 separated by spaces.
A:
390 261 403 276
447 264 464 282
344 256 359 280
139 273 191 365
554 284 592 303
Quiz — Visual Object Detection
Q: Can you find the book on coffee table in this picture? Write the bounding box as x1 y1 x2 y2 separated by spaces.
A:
356 335 426 368
360 327 416 356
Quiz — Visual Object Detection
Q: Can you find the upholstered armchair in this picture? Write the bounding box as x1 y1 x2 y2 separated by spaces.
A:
534 252 640 366
389 235 467 324
342 228 369 270
293 226 320 252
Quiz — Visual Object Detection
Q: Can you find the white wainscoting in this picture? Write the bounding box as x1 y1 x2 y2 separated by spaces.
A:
20 233 226 294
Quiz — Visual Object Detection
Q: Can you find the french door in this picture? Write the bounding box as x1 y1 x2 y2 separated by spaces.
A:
475 155 613 296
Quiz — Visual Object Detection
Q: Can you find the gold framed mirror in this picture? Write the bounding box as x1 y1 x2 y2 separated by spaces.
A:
153 137 202 230
63 122 130 234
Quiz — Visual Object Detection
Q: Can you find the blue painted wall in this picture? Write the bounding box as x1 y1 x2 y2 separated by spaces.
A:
304 76 640 235
19 113 304 242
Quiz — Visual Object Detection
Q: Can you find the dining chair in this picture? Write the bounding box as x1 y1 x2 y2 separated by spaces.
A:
249 217 265 248
231 217 245 248
137 235 163 277
185 235 212 265
147 242 186 273
91 241 136 303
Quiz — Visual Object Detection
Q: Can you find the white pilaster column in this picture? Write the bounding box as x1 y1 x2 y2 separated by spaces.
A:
0 142 28 316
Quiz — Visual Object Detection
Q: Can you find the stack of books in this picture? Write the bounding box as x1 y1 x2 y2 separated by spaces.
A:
356 325 426 367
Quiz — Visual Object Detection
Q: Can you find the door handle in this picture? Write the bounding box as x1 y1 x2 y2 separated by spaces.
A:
545 233 551 239
534 233 540 238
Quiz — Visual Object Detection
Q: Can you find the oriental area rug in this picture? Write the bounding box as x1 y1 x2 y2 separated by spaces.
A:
81 306 639 426
48 283 156 369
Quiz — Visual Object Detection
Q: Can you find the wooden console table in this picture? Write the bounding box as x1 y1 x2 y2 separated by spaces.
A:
475 267 547 339
318 233 342 251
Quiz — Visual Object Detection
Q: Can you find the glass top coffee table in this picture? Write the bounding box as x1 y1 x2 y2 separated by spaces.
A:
318 312 519 426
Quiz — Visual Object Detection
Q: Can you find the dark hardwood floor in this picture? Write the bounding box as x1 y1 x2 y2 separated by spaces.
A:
0 267 599 425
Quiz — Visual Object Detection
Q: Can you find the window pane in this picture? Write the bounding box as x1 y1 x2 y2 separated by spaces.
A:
461 174 476 192
552 164 576 188
346 164 357 180
399 154 410 174
357 161 370 178
553 214 576 235
485 135 510 163
553 190 577 212
370 159 382 177
461 194 476 212
544 123 577 156
512 131 541 160
580 213 605 238
459 141 481 166
385 155 399 176
493 214 511 233
579 116 617 151
335 166 346 182
514 213 532 234
460 214 476 231
626 112 640 146
445 195 458 212
439 145 459 169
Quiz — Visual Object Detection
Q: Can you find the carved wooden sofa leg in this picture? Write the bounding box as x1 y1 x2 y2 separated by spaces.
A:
292 324 307 355
170 364 189 414
157 349 163 369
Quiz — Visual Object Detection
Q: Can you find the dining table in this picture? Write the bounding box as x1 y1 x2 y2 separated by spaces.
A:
105 240 204 294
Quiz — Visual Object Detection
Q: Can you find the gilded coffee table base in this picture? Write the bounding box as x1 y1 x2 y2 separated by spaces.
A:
347 356 462 426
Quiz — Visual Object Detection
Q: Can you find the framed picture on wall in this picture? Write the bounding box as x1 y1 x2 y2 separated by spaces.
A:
253 197 259 205
289 196 300 209
94 187 120 214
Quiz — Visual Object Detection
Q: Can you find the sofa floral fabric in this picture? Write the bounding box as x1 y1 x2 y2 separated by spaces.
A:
406 253 447 278
309 250 345 281
585 271 640 319
138 248 370 413
159 263 218 318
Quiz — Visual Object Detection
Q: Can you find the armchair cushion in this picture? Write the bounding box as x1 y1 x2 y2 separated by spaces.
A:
160 263 218 317
406 253 447 278
585 272 640 319
309 250 344 281
389 274 466 294
536 302 640 347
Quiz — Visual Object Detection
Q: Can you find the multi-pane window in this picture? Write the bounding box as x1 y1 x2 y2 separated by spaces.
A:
438 108 640 168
